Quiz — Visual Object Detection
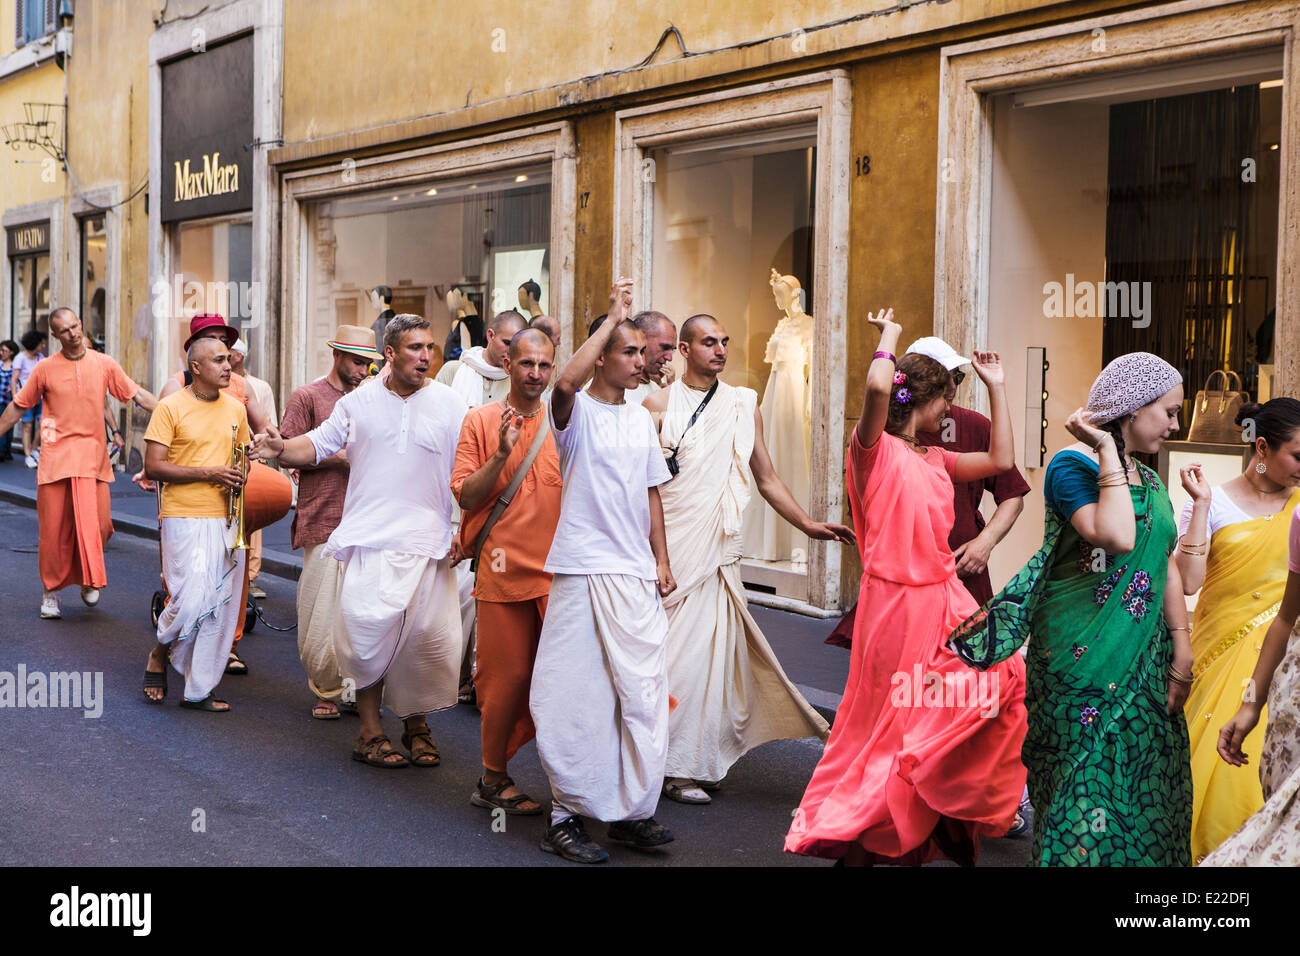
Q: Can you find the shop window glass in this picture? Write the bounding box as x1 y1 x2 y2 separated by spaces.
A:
648 128 817 569
304 167 551 380
80 215 107 351
173 216 253 370
9 253 50 341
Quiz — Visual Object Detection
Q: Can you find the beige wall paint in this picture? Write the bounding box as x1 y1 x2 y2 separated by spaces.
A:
985 96 1109 586
0 64 65 212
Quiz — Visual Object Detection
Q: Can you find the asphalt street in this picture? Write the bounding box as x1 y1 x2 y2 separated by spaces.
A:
0 474 1032 867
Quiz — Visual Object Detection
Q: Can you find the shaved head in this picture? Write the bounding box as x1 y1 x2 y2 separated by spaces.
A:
490 310 527 336
186 335 225 368
49 307 77 332
508 327 555 360
680 313 720 344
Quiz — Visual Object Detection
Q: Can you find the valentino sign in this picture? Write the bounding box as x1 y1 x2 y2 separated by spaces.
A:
160 34 253 223
173 151 240 202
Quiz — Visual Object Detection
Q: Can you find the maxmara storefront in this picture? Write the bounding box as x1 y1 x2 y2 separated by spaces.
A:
152 0 1297 615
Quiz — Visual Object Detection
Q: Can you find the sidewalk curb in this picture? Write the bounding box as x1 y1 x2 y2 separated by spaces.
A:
0 484 303 582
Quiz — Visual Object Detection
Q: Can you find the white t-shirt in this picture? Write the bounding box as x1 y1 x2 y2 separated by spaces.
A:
626 381 658 406
308 378 467 560
1177 484 1254 542
545 390 672 579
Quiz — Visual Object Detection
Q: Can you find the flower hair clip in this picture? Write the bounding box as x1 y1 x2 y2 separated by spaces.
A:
893 371 907 385
895 388 912 404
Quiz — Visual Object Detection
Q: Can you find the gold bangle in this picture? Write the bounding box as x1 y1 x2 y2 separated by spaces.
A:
1180 540 1206 548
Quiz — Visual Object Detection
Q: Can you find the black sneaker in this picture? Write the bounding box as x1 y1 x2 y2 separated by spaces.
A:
541 817 609 864
607 817 675 848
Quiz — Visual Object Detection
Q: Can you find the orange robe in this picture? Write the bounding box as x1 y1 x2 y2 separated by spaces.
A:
15 351 140 591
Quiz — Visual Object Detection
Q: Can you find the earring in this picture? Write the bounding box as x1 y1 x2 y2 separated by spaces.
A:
1256 462 1267 474
1129 414 1137 423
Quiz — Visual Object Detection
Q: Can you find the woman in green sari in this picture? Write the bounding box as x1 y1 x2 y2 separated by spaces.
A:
951 352 1195 865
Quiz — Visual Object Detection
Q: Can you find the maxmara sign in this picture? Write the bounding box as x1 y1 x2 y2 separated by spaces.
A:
160 33 253 223
173 151 240 203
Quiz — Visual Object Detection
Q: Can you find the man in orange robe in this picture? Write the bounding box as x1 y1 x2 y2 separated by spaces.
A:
0 308 158 619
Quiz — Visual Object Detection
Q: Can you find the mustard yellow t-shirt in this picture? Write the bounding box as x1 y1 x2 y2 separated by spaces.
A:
144 388 250 518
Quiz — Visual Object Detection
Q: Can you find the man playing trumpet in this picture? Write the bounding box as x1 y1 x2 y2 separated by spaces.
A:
141 334 250 711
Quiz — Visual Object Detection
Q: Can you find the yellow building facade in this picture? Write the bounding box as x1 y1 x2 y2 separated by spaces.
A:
3 0 1297 612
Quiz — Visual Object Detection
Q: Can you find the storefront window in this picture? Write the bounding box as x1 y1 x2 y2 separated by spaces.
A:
648 128 817 570
80 215 107 351
304 167 552 380
172 215 253 367
9 252 51 341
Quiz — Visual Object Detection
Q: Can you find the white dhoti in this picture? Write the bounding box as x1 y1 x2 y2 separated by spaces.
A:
157 517 246 703
530 572 669 822
332 548 463 719
296 542 345 701
658 379 828 782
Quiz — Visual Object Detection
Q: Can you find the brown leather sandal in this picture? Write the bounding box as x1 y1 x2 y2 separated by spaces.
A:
401 728 440 767
351 734 409 769
470 775 543 815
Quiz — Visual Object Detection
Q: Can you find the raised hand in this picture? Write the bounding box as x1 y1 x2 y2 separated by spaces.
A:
497 404 524 457
1180 463 1211 503
1064 407 1112 450
865 308 900 336
971 350 1004 388
608 276 634 325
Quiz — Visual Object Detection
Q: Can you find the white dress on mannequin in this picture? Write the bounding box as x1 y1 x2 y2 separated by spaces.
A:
741 315 812 562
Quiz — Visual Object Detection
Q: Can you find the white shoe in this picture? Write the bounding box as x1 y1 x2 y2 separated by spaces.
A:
40 591 61 619
31 448 39 461
24 456 37 468
80 586 100 607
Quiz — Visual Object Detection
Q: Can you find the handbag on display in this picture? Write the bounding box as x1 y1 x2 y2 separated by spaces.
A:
1187 369 1249 443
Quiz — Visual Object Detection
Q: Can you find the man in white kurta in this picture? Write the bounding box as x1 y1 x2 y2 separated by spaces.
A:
643 315 854 803
253 315 468 768
531 278 677 864
436 310 527 699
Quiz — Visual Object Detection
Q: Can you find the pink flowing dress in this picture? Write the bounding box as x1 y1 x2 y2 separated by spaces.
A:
785 431 1028 862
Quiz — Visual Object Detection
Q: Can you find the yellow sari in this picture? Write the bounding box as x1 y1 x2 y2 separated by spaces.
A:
1187 488 1300 862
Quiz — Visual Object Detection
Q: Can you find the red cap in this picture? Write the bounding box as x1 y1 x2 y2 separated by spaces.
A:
183 314 239 352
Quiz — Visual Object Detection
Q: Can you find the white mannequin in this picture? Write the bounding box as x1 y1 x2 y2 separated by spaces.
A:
741 269 813 564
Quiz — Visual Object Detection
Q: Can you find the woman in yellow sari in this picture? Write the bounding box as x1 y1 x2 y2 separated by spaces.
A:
1176 397 1300 861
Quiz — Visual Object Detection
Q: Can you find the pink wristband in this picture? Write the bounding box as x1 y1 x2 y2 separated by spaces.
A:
873 351 896 362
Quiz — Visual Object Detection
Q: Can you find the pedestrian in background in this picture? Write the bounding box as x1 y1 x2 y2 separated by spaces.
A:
0 339 17 462
14 329 47 468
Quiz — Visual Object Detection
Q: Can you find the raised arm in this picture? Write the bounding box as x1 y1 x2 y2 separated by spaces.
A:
1059 409 1136 555
854 309 902 449
250 398 347 469
952 351 1014 482
551 278 633 429
1174 463 1212 593
457 405 521 512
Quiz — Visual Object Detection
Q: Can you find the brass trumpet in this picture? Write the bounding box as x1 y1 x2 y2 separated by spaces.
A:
227 424 250 552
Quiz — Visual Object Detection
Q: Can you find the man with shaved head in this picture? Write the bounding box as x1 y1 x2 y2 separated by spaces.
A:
0 307 158 619
530 279 678 863
626 310 676 405
642 314 854 804
141 333 248 710
451 327 562 816
436 309 528 701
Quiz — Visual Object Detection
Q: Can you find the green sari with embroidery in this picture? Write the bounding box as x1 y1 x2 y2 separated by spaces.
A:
950 451 1192 866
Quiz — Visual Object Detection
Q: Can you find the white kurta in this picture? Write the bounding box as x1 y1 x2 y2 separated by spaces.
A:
307 379 468 713
658 380 828 781
157 517 246 702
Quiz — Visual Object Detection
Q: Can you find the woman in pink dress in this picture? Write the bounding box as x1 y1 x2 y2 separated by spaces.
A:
785 309 1027 865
